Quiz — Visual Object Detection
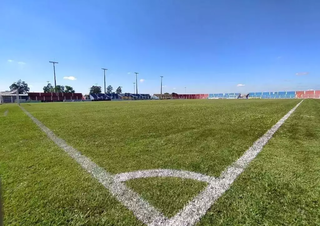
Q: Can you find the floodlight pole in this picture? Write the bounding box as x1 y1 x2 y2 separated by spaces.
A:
160 76 163 95
49 61 58 92
102 68 108 94
133 82 135 93
135 72 138 94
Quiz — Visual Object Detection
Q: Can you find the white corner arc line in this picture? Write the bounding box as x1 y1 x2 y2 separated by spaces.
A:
20 100 303 226
19 106 167 226
162 100 303 226
114 169 215 183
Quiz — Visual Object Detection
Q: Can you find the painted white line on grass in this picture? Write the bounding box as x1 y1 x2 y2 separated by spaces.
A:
20 100 303 226
162 100 303 226
3 110 8 116
114 169 215 183
20 106 167 226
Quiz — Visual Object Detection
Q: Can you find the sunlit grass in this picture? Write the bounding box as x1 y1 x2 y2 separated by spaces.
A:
2 99 318 225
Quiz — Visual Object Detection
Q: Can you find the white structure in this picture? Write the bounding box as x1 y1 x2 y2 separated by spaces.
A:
0 91 28 103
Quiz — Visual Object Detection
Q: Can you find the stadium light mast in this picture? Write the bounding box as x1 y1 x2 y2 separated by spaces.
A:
135 72 138 94
49 61 58 92
133 82 135 93
102 68 108 94
160 76 163 95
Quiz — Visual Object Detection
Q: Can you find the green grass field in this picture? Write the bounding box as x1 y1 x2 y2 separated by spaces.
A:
1 99 319 225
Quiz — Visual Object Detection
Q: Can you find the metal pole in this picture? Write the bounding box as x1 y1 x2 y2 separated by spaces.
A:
49 61 58 92
133 82 135 93
135 72 138 94
160 76 163 95
53 64 56 91
16 89 20 105
102 68 107 94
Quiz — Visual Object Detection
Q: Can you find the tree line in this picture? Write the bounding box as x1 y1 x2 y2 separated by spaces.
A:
9 80 123 95
43 82 75 93
90 85 122 94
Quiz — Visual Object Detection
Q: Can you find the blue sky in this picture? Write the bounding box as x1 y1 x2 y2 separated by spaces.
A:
1 0 320 94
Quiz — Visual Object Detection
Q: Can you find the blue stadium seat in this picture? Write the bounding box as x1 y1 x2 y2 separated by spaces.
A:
286 91 295 96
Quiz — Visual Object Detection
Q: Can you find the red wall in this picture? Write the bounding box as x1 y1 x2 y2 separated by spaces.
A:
28 92 83 101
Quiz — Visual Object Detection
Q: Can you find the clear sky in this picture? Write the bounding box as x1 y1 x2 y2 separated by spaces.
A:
1 0 320 94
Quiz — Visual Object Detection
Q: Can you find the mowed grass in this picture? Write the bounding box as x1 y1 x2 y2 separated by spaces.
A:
126 177 207 218
199 99 320 225
0 105 142 225
23 99 299 177
2 99 318 225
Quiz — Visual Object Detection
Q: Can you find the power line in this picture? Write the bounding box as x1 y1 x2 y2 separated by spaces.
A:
102 68 108 93
49 61 58 92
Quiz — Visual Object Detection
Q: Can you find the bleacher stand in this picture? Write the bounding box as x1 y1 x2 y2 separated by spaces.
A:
28 92 83 102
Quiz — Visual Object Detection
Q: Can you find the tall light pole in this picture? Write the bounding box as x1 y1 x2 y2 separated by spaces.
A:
160 76 163 95
135 72 138 94
133 82 135 93
102 68 108 93
49 61 58 92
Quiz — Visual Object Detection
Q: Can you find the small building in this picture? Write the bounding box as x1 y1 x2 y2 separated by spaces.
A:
0 91 28 103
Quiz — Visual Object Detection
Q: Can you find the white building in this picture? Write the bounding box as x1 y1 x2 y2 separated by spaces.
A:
0 91 28 104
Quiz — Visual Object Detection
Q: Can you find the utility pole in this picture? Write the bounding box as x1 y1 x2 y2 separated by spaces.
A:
160 76 163 95
102 68 108 93
135 72 138 94
133 82 135 94
49 61 58 92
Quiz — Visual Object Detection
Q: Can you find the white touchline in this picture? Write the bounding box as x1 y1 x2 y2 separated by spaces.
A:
20 100 303 226
162 100 303 226
20 106 167 226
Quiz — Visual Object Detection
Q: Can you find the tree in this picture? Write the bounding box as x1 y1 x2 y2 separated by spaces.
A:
107 85 113 94
116 86 122 94
9 79 30 94
43 83 54 93
55 85 65 93
65 86 75 93
90 85 101 94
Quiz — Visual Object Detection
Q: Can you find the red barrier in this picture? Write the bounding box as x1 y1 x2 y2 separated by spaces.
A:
305 90 315 98
28 92 83 101
296 91 304 98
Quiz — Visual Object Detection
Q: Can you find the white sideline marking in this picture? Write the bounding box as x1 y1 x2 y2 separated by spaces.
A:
20 106 167 225
3 110 8 116
114 169 215 183
162 100 303 226
20 100 303 226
